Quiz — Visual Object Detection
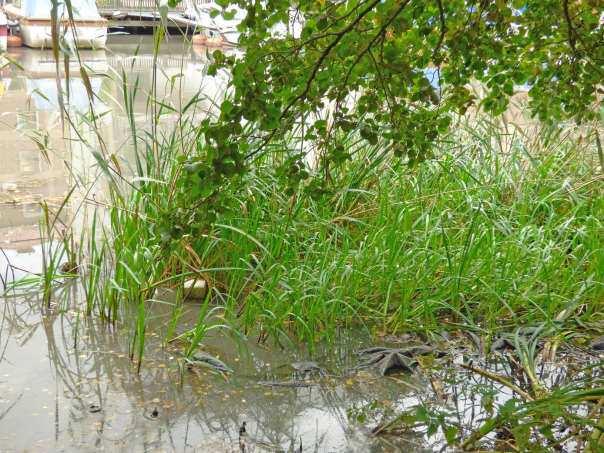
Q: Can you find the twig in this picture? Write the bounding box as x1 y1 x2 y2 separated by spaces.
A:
337 0 412 100
595 130 603 174
562 0 577 55
245 0 383 160
431 0 446 64
460 363 534 402
280 0 383 121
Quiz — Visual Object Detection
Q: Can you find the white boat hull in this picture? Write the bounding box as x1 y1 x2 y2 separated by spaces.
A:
2 5 107 49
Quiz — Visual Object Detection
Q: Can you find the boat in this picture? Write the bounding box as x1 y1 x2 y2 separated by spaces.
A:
184 1 244 45
12 47 109 77
2 0 107 49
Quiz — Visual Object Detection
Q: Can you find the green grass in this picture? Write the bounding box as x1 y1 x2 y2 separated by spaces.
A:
80 116 603 352
10 23 597 358
204 123 603 341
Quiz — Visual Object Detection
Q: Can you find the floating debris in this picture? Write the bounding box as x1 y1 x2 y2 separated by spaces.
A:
88 403 101 413
258 380 314 388
183 278 208 300
357 345 441 376
291 361 326 377
184 352 233 374
238 421 248 452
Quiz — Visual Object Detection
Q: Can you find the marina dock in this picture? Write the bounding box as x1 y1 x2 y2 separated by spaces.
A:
1 0 238 49
96 0 208 30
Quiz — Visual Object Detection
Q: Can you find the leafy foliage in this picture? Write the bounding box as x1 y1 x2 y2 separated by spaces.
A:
199 0 602 179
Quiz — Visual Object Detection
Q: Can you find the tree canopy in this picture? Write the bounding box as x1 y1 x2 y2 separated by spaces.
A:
185 0 602 187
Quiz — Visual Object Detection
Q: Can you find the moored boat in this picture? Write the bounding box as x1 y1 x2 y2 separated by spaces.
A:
2 0 107 49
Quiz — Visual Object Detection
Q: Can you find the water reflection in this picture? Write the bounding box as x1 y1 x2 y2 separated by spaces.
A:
0 291 416 451
0 36 230 285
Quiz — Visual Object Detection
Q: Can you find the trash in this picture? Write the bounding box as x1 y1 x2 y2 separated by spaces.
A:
357 345 441 376
88 403 101 413
184 278 208 300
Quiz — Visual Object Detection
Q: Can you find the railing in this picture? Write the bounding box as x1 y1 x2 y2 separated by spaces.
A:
106 53 194 70
4 0 215 17
96 0 187 12
4 1 199 12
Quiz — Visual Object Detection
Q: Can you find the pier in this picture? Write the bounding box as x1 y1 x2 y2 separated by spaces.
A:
96 0 204 30
2 0 226 34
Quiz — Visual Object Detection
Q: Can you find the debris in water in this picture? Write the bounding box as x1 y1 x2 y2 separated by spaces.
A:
291 360 326 376
490 337 514 352
88 403 101 413
357 345 440 376
491 326 544 353
238 421 247 452
183 278 208 300
59 261 79 274
184 352 233 374
258 380 314 388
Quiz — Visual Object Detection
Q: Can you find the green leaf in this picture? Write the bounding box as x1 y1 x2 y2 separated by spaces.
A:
444 425 458 445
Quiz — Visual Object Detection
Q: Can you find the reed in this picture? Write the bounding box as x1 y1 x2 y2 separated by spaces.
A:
74 115 603 353
15 18 600 362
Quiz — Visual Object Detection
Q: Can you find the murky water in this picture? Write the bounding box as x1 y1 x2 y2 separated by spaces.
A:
0 37 424 452
1 290 427 452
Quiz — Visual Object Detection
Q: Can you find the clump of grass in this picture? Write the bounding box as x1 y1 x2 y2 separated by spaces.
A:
24 29 600 357
81 116 602 350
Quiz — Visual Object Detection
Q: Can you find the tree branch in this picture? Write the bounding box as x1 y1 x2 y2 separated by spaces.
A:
245 0 383 159
337 0 412 102
562 0 577 55
460 363 534 402
431 0 446 64
279 0 383 121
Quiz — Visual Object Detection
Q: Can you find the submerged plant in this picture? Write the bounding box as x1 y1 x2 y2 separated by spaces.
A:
365 325 603 450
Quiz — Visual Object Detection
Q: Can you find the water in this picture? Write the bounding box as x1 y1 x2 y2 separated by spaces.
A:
0 291 425 452
0 35 229 282
0 37 422 452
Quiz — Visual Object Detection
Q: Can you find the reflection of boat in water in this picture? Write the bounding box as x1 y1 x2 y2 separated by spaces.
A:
5 48 109 112
2 0 107 49
0 41 232 259
9 47 109 77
